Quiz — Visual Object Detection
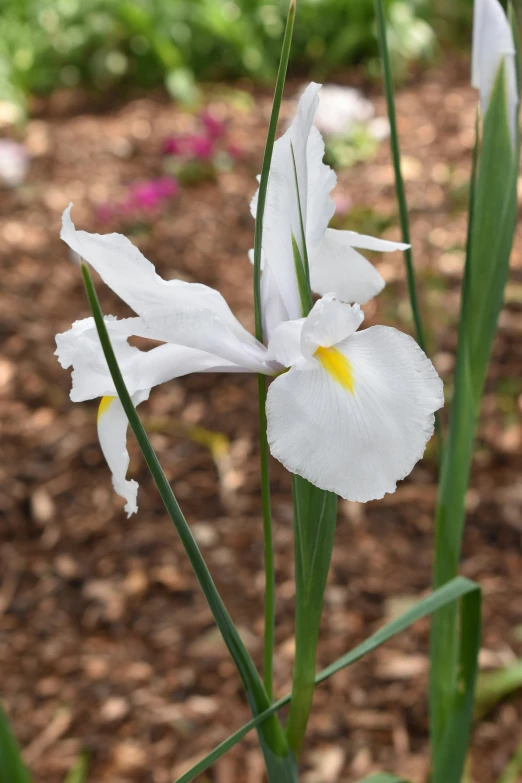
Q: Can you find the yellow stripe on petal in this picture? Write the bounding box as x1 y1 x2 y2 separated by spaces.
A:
314 346 354 394
98 395 116 421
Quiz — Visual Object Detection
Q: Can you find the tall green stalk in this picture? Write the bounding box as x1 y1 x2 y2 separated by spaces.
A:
374 0 427 353
283 153 338 757
430 63 519 782
253 0 296 701
81 265 297 782
374 0 441 450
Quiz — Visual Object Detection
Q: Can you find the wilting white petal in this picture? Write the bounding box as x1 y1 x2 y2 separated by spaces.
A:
300 295 363 357
97 391 148 517
142 308 272 374
56 316 247 402
267 325 443 502
472 0 518 146
310 229 386 304
61 205 248 336
266 318 306 368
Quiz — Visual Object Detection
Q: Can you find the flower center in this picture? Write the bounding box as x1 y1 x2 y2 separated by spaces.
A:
314 346 354 393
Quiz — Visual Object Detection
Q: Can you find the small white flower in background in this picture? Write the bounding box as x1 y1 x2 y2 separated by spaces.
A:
472 0 518 147
56 201 443 513
251 83 408 338
310 85 375 136
0 140 28 188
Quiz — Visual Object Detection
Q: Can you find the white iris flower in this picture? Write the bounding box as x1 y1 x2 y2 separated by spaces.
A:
250 82 409 338
472 0 518 147
56 82 443 516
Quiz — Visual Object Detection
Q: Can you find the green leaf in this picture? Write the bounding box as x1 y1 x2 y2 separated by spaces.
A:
496 739 522 783
286 476 338 756
430 588 481 782
81 265 296 783
63 752 89 783
357 775 408 783
0 701 32 783
431 62 519 782
475 660 522 720
173 577 479 783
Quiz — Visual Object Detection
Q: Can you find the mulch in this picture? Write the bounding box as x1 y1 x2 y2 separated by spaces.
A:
1 62 522 783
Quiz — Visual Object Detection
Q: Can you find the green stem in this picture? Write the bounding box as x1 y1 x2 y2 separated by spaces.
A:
259 374 275 701
81 265 296 782
374 0 441 449
253 0 296 702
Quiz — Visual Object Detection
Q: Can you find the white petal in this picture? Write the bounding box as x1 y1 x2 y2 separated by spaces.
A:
310 229 386 304
56 316 247 402
266 325 444 502
304 126 337 254
97 392 148 517
61 205 245 331
266 318 306 368
261 263 291 340
255 83 323 320
142 308 272 374
472 0 518 146
338 229 409 253
300 296 363 357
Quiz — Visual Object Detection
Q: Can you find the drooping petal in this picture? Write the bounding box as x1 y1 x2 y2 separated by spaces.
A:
97 391 148 517
267 325 443 502
338 229 409 253
309 228 386 304
142 308 272 374
61 205 247 336
300 295 363 357
472 0 518 146
56 316 248 402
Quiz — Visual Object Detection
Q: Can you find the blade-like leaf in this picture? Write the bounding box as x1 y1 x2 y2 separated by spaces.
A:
431 59 519 782
496 739 522 783
475 660 522 719
174 577 479 783
0 702 32 783
286 475 337 756
63 752 89 783
81 265 296 782
357 775 408 783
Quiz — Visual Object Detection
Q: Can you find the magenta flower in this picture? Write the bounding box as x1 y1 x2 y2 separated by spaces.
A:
201 109 225 140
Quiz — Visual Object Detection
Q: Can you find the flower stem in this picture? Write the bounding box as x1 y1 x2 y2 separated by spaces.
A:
253 0 296 701
81 264 297 782
259 374 275 701
374 0 442 449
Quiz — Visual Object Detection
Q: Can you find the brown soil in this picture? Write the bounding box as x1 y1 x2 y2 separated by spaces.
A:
1 65 521 783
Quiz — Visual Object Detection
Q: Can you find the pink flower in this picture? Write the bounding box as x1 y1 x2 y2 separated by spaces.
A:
162 136 182 155
188 134 214 160
201 109 225 140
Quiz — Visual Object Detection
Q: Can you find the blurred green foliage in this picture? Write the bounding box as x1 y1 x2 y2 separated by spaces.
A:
0 0 439 112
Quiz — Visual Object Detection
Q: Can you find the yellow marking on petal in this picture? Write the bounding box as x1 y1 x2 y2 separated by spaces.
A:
98 395 115 421
314 346 354 394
